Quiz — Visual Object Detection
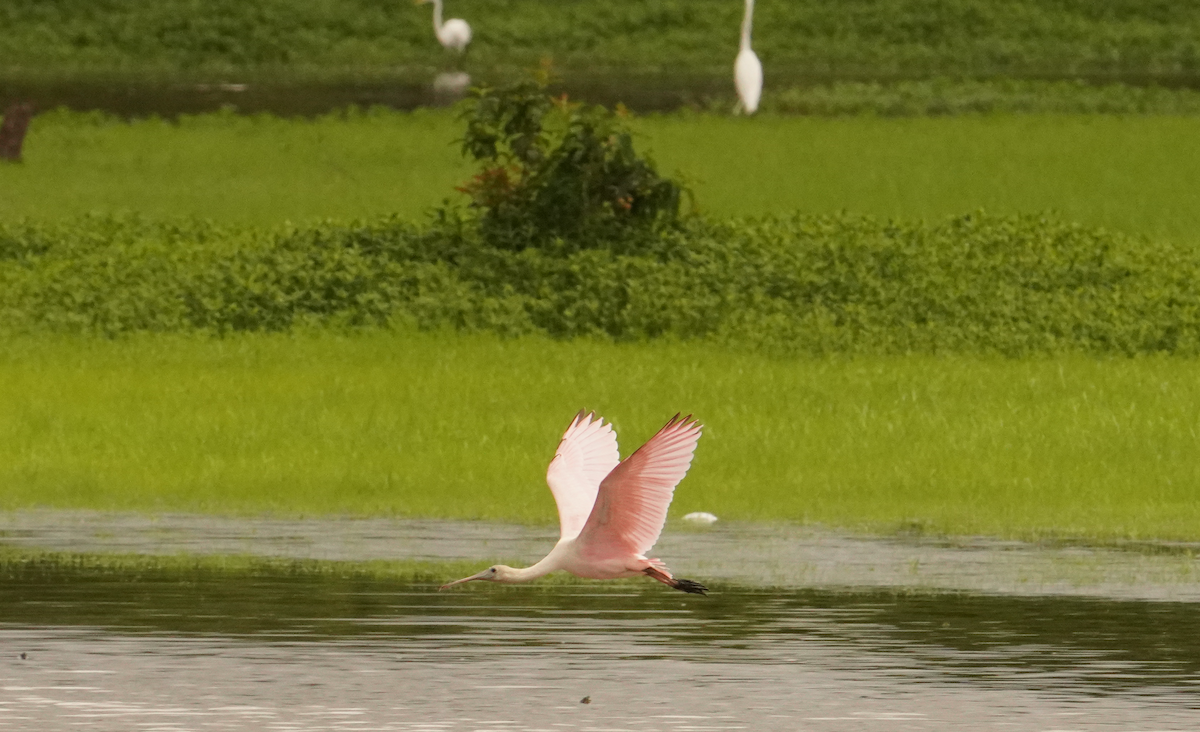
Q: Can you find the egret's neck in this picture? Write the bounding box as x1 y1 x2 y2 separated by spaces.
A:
740 0 755 51
431 0 444 33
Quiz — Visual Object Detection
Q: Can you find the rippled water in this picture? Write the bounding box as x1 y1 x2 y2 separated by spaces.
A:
3 569 1200 731
2 513 1200 730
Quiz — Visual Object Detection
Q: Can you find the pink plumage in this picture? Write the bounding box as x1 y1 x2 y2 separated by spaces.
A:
546 411 620 540
578 414 702 558
441 412 709 595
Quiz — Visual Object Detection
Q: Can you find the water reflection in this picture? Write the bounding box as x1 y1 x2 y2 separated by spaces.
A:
1 563 1198 730
432 71 472 103
5 72 1200 118
0 74 731 118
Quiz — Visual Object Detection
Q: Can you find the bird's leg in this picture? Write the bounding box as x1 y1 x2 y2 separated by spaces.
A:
643 565 708 595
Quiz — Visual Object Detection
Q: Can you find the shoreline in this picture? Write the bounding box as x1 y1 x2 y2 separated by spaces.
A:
4 510 1199 601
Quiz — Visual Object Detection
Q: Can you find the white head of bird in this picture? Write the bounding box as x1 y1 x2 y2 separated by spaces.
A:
734 0 763 114
440 412 709 595
417 0 472 53
440 564 520 587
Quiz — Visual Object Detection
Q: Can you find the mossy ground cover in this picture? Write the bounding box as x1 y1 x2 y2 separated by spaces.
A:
4 110 1200 247
1 332 1198 542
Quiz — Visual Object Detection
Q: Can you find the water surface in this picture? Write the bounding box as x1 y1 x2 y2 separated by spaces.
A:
6 71 1200 117
2 565 1199 731
2 513 1199 730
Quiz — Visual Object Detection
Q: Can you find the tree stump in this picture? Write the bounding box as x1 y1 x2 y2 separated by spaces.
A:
0 103 35 162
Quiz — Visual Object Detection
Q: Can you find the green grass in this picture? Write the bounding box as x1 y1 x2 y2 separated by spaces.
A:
641 114 1200 246
0 109 470 226
1 331 1198 542
4 110 1199 246
3 0 1199 80
0 546 489 585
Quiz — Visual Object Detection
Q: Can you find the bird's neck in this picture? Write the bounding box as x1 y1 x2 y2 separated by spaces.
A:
504 564 552 583
501 550 564 583
431 0 444 33
740 0 755 51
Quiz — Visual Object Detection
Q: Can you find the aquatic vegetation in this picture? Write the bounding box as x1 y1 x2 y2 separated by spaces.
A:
0 547 499 588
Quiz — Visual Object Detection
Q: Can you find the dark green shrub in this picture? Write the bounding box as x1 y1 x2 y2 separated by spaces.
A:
451 78 687 251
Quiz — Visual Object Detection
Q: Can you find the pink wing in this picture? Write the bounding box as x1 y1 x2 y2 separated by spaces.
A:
546 411 621 540
576 414 703 559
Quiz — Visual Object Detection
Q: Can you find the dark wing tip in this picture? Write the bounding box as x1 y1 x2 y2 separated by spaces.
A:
663 413 702 433
673 578 709 595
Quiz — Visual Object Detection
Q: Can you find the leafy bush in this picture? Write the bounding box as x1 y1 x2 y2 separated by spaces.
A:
452 78 686 251
3 211 1200 357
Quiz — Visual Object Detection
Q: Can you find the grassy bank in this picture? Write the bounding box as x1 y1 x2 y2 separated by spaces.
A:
1 332 1198 541
3 0 1199 81
4 110 1199 246
0 547 486 586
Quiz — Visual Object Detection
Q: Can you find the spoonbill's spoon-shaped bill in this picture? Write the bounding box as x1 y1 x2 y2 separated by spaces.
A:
417 0 472 53
734 0 762 114
440 412 708 594
683 511 719 524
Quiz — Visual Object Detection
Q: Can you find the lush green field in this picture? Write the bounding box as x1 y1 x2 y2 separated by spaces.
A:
4 110 1200 245
1 332 1198 541
3 0 1198 81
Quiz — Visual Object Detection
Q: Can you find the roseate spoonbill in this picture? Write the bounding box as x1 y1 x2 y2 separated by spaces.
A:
417 0 472 54
734 0 763 114
440 412 709 595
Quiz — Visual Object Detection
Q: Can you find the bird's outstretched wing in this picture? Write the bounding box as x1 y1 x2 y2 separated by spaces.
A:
576 414 702 559
546 411 620 540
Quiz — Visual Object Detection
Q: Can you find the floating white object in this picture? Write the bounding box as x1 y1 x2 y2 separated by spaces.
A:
683 512 719 525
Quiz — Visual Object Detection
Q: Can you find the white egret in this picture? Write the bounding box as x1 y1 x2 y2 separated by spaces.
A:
417 0 472 54
734 0 763 114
